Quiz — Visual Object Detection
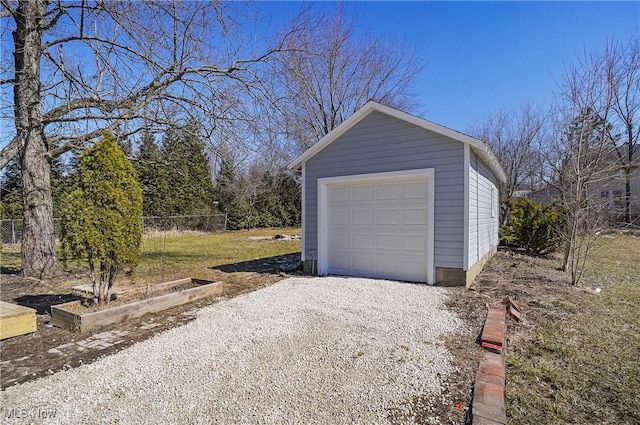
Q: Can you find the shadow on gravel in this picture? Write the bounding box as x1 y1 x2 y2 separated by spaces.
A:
211 252 302 274
13 293 83 315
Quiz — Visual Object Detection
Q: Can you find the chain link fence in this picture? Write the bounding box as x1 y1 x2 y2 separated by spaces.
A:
141 215 227 234
0 214 227 244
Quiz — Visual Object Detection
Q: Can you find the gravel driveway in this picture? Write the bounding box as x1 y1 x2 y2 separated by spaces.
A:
1 277 466 424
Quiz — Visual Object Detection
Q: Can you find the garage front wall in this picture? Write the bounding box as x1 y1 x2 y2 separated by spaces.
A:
304 110 465 271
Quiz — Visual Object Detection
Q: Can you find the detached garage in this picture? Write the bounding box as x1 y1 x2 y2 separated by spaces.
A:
288 101 506 286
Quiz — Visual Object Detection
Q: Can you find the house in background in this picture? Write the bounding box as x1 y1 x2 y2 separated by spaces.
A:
598 146 640 222
288 101 506 287
528 146 639 224
528 186 562 205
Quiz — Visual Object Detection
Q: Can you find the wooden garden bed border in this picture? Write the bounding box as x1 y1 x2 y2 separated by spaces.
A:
51 278 223 332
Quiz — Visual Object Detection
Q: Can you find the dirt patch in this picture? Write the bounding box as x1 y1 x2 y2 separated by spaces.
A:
0 255 303 389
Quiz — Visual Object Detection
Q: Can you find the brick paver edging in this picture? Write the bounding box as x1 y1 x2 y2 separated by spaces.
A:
472 302 508 424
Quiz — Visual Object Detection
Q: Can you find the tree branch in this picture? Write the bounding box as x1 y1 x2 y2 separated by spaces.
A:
0 0 15 18
0 137 20 169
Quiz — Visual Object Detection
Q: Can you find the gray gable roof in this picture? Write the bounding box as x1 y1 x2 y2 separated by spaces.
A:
288 101 507 183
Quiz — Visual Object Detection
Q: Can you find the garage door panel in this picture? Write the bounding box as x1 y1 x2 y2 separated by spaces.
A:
330 208 349 225
329 232 348 249
328 254 348 272
351 209 373 225
375 209 399 225
400 259 428 281
352 256 373 273
330 186 349 201
401 208 427 225
352 234 373 249
402 235 428 251
403 182 428 199
376 183 399 200
351 185 373 200
375 258 399 275
376 234 399 250
326 176 430 283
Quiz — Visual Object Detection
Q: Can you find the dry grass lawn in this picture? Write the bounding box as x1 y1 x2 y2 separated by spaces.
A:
505 235 640 424
445 234 640 425
1 227 301 289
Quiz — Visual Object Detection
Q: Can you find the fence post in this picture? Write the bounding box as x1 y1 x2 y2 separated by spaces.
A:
223 213 228 232
11 220 16 244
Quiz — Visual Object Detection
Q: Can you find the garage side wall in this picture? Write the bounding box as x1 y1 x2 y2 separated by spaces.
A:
303 111 465 278
466 150 500 286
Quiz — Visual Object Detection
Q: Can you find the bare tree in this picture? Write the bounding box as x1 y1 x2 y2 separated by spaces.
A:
269 5 424 155
471 104 549 199
0 1 293 278
549 47 619 285
553 108 614 284
547 39 640 288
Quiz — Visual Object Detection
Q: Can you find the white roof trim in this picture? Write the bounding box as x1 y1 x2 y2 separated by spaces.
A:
287 101 507 183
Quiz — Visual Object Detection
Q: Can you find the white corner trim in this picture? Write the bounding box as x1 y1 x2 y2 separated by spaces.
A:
317 180 328 276
317 168 436 284
463 144 470 271
426 172 435 285
301 162 306 261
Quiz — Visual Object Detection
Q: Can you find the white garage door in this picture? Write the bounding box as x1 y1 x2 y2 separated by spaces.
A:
325 176 430 283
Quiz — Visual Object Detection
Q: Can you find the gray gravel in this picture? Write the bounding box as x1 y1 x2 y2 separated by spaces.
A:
1 277 466 424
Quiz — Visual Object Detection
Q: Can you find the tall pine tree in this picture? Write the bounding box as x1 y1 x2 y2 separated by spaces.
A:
135 129 170 217
161 124 215 216
212 145 249 229
0 158 23 219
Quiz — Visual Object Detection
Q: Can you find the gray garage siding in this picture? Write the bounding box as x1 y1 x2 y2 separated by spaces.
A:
304 110 465 269
476 154 499 257
468 150 499 268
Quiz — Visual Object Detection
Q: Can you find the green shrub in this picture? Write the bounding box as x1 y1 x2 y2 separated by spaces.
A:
61 132 143 305
500 198 565 255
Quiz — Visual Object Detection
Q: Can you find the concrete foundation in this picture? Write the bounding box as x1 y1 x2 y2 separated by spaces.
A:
303 260 317 275
465 246 498 287
302 245 497 287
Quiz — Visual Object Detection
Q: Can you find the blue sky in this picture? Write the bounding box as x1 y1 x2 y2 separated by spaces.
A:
257 1 639 132
1 1 637 149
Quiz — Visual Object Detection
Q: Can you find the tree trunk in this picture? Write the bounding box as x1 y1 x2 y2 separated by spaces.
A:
625 169 632 224
14 0 60 278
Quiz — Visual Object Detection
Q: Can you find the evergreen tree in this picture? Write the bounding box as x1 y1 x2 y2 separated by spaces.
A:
253 170 301 227
1 153 78 220
0 157 23 219
162 125 215 216
51 153 78 218
182 126 216 213
212 151 301 230
60 132 143 305
135 129 170 216
212 146 249 229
